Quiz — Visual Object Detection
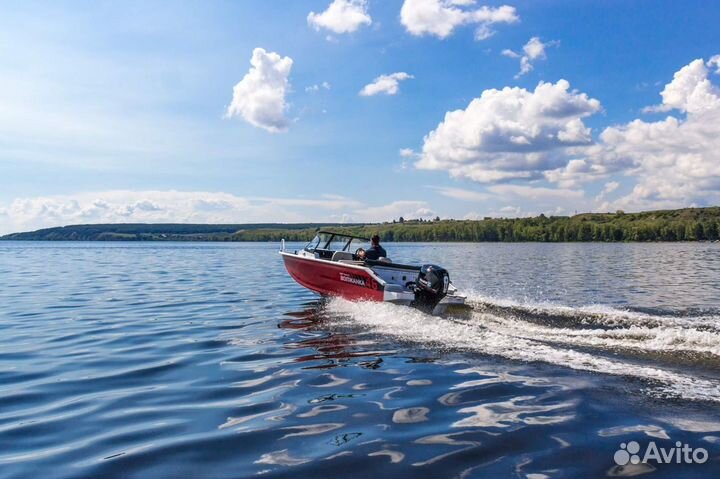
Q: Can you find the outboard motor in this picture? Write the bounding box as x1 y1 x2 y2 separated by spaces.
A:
412 264 450 313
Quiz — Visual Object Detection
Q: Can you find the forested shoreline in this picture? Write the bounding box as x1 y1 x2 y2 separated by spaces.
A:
3 207 720 242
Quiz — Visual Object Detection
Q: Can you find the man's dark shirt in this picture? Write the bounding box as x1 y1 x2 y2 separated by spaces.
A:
365 244 387 260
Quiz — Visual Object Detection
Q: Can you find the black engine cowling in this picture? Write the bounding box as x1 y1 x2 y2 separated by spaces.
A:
412 264 450 312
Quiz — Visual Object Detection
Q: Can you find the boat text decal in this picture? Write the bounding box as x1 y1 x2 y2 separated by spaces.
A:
339 272 367 287
338 272 379 290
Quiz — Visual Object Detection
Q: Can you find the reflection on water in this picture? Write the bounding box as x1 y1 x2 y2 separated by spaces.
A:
0 241 719 478
452 395 575 428
392 407 430 424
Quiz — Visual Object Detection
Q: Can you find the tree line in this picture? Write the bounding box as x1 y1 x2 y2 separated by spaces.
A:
230 208 720 243
4 207 720 242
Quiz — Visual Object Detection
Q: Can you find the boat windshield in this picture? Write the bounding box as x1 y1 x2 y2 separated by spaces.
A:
304 232 368 253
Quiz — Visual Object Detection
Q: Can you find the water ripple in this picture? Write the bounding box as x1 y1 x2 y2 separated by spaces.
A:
1 241 719 478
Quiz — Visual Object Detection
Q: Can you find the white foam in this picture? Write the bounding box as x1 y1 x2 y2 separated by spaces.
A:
466 311 720 357
466 292 720 331
326 298 720 403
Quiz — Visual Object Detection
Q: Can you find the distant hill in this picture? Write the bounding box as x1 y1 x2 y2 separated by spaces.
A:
0 223 362 242
3 207 720 242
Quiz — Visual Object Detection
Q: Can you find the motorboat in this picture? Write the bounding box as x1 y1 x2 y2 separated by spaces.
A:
280 231 466 314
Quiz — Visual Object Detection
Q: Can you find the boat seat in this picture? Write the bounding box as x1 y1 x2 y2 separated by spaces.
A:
377 257 392 263
331 251 355 262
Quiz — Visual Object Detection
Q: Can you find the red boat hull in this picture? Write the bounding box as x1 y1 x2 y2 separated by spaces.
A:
281 253 384 301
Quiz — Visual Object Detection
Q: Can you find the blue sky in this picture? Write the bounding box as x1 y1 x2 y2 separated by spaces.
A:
1 0 719 233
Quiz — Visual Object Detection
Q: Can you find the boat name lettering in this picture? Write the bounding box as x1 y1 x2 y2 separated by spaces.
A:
339 272 366 287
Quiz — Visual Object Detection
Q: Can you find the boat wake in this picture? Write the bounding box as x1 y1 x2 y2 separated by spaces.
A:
325 294 720 403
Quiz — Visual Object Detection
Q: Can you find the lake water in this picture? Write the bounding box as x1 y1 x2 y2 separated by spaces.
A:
1 241 719 478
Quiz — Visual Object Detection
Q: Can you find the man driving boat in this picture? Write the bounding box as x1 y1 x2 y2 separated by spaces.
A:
364 234 387 260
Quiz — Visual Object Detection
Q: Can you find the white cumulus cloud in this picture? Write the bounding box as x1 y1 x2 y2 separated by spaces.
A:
546 56 720 211
400 0 518 40
360 72 414 96
308 0 372 34
544 158 608 188
502 37 558 77
226 48 293 133
415 79 602 182
643 58 720 114
413 55 720 213
593 58 720 210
